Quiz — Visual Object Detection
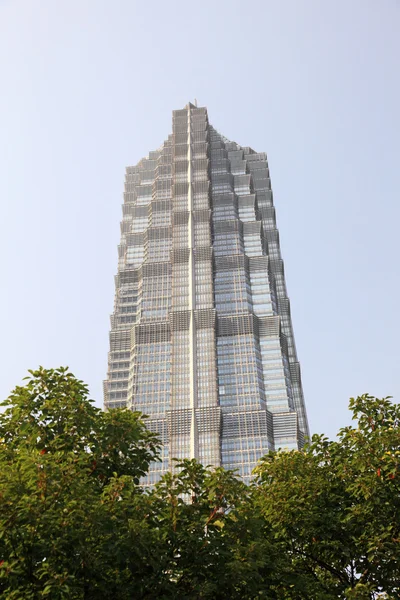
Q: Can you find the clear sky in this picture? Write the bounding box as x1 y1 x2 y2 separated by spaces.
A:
1 0 399 440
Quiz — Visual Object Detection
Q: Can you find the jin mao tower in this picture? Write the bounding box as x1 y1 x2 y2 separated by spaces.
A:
104 104 309 484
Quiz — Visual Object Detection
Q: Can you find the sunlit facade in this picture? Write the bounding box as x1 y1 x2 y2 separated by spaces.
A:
104 103 309 484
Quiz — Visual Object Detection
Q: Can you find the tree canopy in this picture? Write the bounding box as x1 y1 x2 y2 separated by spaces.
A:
0 367 399 599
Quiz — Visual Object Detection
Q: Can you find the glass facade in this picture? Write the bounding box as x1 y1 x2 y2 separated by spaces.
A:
104 103 309 484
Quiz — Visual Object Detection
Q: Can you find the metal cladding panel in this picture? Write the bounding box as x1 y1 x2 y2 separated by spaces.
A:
194 308 216 329
168 409 192 436
141 262 171 277
171 248 190 263
214 254 249 272
217 314 258 337
169 310 191 332
258 315 281 337
194 247 213 262
221 409 273 445
110 330 131 352
213 220 243 234
131 322 171 346
196 406 221 433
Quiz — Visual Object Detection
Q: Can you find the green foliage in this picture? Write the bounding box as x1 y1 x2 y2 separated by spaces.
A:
1 371 399 599
0 367 159 599
139 459 273 598
254 394 400 599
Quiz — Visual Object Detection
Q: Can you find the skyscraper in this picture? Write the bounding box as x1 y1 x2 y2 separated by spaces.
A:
104 103 309 484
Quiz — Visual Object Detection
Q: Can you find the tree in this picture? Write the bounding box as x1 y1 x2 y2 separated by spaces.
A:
0 368 280 599
1 369 399 599
138 459 283 599
254 394 400 599
0 367 160 599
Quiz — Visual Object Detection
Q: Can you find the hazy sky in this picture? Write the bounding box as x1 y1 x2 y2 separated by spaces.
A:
1 0 399 440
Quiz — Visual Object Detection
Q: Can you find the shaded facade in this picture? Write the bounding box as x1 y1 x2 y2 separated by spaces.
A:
104 103 309 484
